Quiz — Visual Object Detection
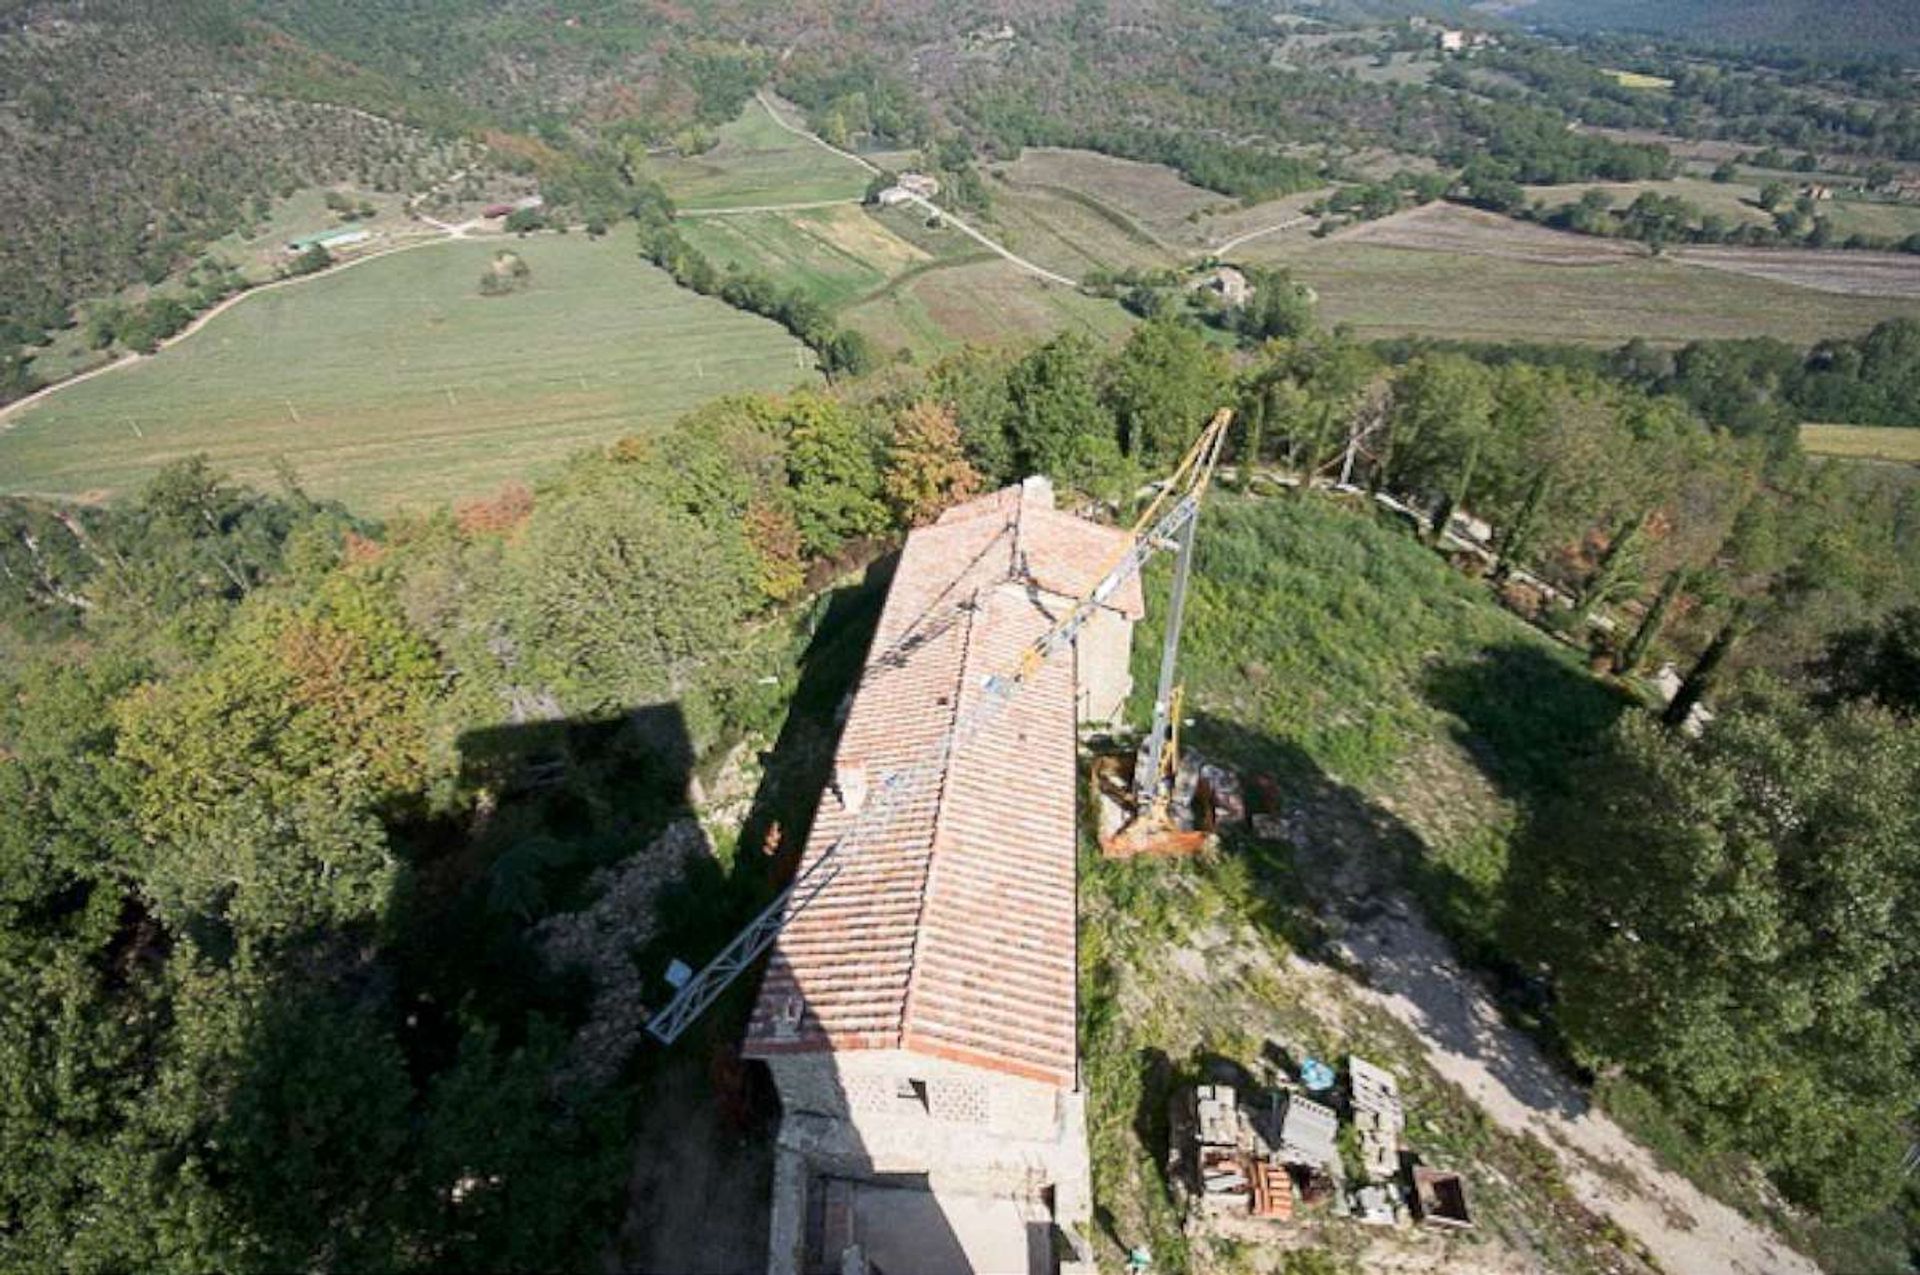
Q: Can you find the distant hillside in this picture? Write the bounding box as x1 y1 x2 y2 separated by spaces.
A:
1503 0 1920 58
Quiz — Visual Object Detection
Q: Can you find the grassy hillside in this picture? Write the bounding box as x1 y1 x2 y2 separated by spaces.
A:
1085 492 1652 1272
0 237 816 512
645 99 872 211
1089 491 1907 1274
1254 206 1920 345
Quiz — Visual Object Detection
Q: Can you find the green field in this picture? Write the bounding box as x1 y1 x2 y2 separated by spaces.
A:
0 237 817 513
646 99 872 210
1801 422 1920 463
1603 68 1675 90
1262 239 1920 345
677 205 928 308
843 256 1135 358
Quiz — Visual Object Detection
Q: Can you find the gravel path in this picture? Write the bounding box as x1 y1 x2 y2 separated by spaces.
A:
1212 214 1314 255
1328 896 1818 1275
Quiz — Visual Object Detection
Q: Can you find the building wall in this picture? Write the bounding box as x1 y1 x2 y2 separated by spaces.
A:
1076 606 1135 727
761 1048 1089 1200
760 1049 1093 1273
764 1049 1062 1155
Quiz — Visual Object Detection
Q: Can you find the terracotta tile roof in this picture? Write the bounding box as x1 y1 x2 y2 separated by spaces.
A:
742 481 1138 1087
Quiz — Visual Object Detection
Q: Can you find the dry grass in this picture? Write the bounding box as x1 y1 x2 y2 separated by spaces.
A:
842 257 1133 357
994 147 1226 249
1330 202 1644 264
1673 245 1920 298
1800 423 1920 464
1603 69 1676 90
982 180 1179 276
1260 236 1916 346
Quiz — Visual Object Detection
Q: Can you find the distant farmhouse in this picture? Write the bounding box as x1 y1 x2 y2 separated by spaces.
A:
283 227 370 255
1196 265 1253 307
1436 28 1496 53
742 478 1140 1275
876 171 942 206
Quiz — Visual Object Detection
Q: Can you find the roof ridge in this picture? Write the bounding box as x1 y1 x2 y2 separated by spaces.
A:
893 579 986 1050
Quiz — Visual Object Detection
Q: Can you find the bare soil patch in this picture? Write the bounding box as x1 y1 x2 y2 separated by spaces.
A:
1333 203 1643 266
1674 246 1920 298
996 147 1227 247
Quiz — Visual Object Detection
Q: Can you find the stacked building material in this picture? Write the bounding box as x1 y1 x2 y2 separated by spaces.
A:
1348 1056 1405 1182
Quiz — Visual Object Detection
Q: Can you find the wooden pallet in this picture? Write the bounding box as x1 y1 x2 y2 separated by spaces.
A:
1250 1159 1294 1221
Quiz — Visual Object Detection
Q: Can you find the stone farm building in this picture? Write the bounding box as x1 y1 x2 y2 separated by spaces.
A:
742 478 1142 1275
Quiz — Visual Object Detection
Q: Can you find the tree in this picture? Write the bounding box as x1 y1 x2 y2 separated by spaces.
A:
1103 318 1227 465
1514 684 1920 1222
114 579 441 939
478 250 531 296
1380 354 1496 504
1820 604 1920 717
503 481 758 709
1235 267 1316 342
290 244 333 277
782 393 888 556
883 401 980 526
1001 334 1116 480
1757 179 1793 211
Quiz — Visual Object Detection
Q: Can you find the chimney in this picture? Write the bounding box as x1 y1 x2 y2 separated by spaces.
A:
834 759 869 813
1020 474 1055 509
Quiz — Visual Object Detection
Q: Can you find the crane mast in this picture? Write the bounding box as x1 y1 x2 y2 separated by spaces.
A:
647 409 1232 1046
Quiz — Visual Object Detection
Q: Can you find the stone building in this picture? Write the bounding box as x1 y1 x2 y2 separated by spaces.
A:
742 478 1141 1274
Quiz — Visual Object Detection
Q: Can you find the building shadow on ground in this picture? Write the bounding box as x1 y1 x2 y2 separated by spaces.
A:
1175 707 1594 1122
613 561 895 1274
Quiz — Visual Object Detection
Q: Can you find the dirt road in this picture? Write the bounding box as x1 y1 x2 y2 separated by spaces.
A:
1329 897 1818 1275
752 91 1081 289
1212 214 1314 255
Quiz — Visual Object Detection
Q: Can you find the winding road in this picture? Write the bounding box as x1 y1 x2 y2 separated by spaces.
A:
750 91 1080 289
1211 213 1314 255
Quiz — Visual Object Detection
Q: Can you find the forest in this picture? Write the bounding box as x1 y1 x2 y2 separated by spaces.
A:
5 301 1920 1266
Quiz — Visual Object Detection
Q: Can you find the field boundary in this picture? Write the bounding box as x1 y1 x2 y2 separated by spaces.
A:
1016 181 1170 253
678 198 861 217
845 250 1000 308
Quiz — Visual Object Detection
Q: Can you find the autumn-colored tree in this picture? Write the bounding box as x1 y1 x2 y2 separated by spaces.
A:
882 401 980 526
745 500 807 602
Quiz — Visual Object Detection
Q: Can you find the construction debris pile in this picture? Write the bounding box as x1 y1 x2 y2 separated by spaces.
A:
1171 1054 1472 1245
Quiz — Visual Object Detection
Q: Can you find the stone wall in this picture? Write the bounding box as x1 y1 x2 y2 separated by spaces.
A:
759 1049 1094 1273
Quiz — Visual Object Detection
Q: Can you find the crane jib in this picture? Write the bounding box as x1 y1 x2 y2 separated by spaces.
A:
645 412 1229 1047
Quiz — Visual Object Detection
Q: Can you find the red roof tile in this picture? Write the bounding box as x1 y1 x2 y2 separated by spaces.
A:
742 482 1137 1087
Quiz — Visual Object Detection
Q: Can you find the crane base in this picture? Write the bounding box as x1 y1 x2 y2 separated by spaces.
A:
1100 817 1212 860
